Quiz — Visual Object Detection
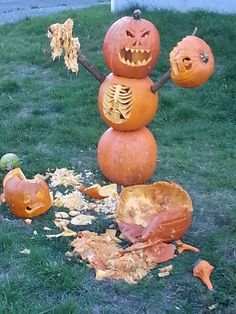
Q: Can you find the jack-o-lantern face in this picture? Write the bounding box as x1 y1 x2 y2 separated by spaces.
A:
103 11 160 79
98 73 158 131
169 35 214 88
119 28 152 67
3 168 52 218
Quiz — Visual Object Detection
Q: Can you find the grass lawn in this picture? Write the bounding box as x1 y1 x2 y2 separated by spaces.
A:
0 4 236 314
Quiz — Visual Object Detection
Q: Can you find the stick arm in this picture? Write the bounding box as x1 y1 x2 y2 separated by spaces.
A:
78 51 106 83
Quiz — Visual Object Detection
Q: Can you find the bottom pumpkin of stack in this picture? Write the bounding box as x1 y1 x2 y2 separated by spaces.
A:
97 127 158 186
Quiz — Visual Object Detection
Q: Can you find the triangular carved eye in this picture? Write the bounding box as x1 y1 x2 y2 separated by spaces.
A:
126 30 135 38
141 31 150 38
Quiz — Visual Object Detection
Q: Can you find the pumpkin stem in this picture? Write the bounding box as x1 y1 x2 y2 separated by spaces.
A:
200 51 209 63
192 27 198 36
133 9 141 20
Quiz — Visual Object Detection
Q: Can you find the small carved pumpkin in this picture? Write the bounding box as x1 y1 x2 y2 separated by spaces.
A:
169 35 214 88
116 182 193 243
98 73 158 131
97 127 158 185
103 10 160 79
3 168 52 218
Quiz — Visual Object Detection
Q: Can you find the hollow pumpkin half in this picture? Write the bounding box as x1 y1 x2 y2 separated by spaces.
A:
3 168 52 218
116 181 193 243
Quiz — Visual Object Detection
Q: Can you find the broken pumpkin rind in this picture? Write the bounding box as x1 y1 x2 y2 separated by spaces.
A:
48 18 80 73
71 230 176 284
193 259 214 290
176 239 200 254
83 183 117 199
116 181 193 243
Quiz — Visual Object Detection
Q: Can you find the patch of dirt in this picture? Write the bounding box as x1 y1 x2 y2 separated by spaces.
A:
17 106 32 118
36 143 55 155
5 63 63 89
70 150 99 173
86 273 179 314
17 105 61 120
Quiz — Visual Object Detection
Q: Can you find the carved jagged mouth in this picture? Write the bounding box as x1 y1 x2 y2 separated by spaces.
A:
119 48 151 66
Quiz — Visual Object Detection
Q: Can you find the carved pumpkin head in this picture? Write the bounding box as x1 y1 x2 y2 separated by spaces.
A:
98 73 158 131
103 10 160 79
116 182 193 243
3 168 52 218
169 35 214 88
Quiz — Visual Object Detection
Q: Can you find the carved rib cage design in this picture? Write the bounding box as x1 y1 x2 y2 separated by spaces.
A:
103 84 132 124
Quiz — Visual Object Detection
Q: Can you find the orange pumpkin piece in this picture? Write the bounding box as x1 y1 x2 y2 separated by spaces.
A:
118 222 144 243
103 10 160 79
176 239 200 254
97 127 158 186
83 183 117 199
193 260 214 290
123 240 176 264
3 167 26 188
116 181 193 243
170 35 214 88
3 168 52 218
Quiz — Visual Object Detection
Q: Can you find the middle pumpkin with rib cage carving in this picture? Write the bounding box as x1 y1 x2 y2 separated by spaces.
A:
97 12 160 186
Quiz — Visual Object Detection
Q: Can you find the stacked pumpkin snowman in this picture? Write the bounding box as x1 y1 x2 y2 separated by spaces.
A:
47 10 214 187
97 10 214 186
97 10 160 186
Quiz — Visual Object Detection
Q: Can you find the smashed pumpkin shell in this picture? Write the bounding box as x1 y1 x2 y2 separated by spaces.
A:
70 214 95 226
116 181 193 243
71 230 175 284
83 183 117 199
